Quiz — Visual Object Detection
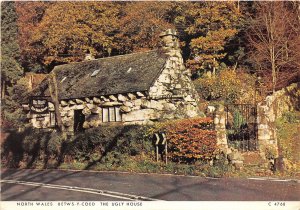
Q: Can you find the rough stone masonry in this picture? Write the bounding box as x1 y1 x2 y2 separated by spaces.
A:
24 29 201 134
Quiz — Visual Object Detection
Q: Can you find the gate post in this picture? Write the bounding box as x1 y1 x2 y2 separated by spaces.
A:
214 104 228 149
257 99 279 158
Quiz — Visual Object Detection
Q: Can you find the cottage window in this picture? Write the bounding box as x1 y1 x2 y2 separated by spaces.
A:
102 106 121 122
49 111 56 128
109 107 115 121
115 107 121 121
102 108 109 122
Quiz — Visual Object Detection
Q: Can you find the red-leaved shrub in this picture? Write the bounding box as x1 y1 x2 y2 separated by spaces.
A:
154 118 217 163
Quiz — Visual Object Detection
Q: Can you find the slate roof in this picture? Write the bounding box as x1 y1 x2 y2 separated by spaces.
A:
28 50 168 100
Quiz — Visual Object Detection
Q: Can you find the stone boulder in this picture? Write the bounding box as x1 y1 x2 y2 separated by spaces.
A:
75 99 84 104
61 100 68 107
141 99 165 111
122 109 160 122
228 151 244 162
82 108 91 115
120 106 131 113
123 101 133 107
127 93 137 100
118 94 128 102
227 149 244 170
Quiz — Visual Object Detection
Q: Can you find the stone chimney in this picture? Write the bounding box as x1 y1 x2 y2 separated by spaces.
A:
159 29 180 52
84 53 95 61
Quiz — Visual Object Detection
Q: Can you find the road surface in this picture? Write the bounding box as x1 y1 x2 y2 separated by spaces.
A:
1 168 299 201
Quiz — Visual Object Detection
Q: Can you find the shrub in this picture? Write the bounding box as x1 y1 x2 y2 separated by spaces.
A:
194 69 256 104
45 132 64 156
276 111 300 162
22 131 62 158
264 145 278 160
1 124 154 168
151 118 217 163
63 124 152 162
22 131 40 154
281 112 299 123
1 77 31 130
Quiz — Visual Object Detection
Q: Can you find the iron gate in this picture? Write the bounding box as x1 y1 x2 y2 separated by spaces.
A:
225 104 258 151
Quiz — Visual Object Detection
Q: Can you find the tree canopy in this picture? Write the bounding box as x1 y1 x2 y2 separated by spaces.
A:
1 1 25 127
1 1 298 98
14 2 245 74
247 1 300 92
115 2 174 53
1 1 23 86
179 2 242 75
16 2 120 71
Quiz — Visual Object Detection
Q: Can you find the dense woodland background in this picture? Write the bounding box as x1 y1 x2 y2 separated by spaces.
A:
1 1 300 128
1 2 300 177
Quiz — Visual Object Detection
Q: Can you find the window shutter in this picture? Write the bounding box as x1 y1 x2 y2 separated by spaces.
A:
102 108 109 122
115 107 121 122
109 107 115 122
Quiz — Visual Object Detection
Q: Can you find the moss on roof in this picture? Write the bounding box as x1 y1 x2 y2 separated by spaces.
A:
29 50 167 100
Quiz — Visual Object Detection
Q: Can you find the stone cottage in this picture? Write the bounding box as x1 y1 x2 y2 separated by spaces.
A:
23 29 201 134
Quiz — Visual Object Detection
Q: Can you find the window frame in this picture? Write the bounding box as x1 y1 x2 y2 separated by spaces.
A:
49 111 56 128
102 106 121 122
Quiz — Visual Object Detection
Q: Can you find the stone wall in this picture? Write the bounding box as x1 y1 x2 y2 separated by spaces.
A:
27 29 201 134
148 29 201 119
268 83 299 118
257 83 299 154
208 83 299 154
55 50 201 133
57 92 152 133
147 58 200 120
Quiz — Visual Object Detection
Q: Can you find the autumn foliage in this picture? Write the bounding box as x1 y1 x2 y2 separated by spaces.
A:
12 1 245 74
194 68 257 103
247 2 300 93
180 2 242 74
153 118 217 163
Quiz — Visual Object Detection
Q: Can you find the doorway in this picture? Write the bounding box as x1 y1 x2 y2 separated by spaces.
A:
74 109 85 132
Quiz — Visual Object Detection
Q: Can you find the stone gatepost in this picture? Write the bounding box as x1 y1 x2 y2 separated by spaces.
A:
257 95 279 158
213 105 228 149
212 104 244 170
256 83 299 170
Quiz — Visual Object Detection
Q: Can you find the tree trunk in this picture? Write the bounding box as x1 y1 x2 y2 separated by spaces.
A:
268 8 276 94
271 46 276 94
296 2 300 23
48 74 63 132
233 62 238 71
212 57 216 76
1 80 6 99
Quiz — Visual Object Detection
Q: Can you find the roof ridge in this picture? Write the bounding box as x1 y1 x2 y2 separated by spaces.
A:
91 49 158 61
53 49 159 70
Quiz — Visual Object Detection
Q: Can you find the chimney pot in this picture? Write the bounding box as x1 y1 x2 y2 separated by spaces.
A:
85 53 95 61
159 29 180 52
159 28 178 38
